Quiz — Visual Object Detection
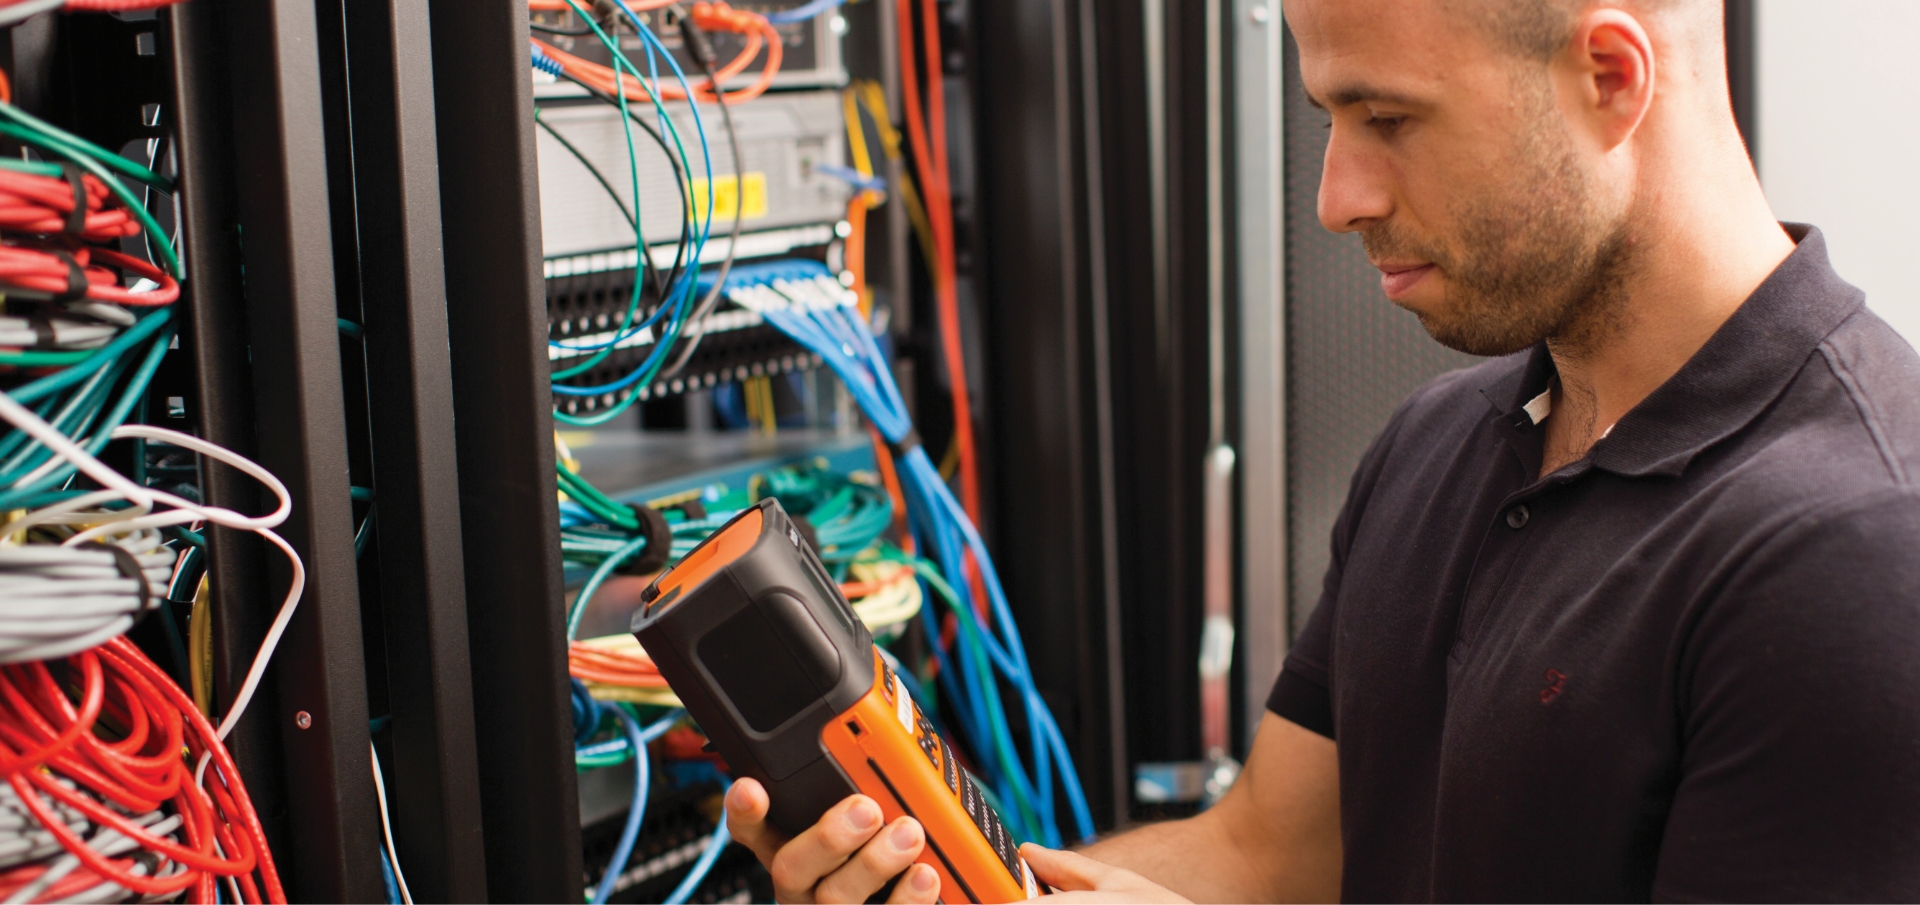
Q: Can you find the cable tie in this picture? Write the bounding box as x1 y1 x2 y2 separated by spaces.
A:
621 504 674 576
58 162 86 236
26 311 54 349
670 498 707 521
49 250 88 303
86 541 154 627
885 429 922 460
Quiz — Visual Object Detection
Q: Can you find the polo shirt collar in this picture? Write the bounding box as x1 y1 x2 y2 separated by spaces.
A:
1480 224 1865 478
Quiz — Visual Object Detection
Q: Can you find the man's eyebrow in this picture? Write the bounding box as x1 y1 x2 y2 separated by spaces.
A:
1304 83 1426 112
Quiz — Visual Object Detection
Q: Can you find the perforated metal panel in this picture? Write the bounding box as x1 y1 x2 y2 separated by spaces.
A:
1282 28 1479 635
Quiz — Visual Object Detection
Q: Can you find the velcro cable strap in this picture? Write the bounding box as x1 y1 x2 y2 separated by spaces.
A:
89 541 154 625
50 250 87 302
884 428 922 461
671 498 707 521
621 503 674 576
26 313 54 349
58 162 86 236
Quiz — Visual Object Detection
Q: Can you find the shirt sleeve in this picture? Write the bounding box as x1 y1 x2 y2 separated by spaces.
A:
1653 489 1920 901
1266 384 1425 742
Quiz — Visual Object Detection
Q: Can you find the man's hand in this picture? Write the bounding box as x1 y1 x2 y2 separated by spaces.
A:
724 778 942 904
1020 845 1193 903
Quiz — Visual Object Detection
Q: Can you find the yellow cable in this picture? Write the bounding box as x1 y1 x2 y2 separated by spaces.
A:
939 436 960 481
851 81 940 284
189 573 212 716
843 88 876 184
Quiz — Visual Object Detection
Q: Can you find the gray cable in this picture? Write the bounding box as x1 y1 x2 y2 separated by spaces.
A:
0 0 64 30
0 529 171 663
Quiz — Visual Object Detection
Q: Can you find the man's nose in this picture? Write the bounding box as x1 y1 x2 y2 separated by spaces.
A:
1317 127 1392 233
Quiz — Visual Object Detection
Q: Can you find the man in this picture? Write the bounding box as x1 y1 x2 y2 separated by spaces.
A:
723 0 1920 899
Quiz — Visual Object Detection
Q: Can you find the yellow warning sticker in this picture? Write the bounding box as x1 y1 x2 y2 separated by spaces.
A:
690 172 768 223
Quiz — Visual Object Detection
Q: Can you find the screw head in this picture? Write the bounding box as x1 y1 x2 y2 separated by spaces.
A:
294 711 312 729
1249 4 1271 24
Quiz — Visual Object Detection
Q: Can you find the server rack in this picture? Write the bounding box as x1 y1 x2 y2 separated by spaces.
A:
0 0 1762 899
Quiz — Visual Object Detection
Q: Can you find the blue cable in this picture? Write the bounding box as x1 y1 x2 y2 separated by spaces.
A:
763 0 845 24
662 795 734 905
378 843 402 905
577 684 685 905
592 704 652 905
730 261 1098 843
544 0 713 422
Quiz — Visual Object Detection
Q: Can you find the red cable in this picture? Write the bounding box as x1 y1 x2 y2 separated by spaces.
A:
896 0 992 620
532 4 783 107
0 640 284 904
0 168 140 243
0 244 178 306
55 0 184 9
894 0 979 523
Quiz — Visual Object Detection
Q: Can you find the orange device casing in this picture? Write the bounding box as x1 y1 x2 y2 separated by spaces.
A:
632 498 1038 903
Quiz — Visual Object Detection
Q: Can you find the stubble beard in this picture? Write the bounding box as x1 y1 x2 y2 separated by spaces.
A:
1363 98 1637 359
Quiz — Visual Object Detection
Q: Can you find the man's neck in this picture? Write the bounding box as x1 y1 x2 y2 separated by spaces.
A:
1538 164 1795 477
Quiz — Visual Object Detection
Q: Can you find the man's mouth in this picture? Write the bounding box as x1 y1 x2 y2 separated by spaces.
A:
1376 263 1436 299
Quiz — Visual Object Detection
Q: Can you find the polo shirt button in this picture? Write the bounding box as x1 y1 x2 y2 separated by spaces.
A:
1506 505 1530 529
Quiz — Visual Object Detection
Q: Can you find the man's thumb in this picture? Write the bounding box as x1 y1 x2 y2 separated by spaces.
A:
1019 844 1113 892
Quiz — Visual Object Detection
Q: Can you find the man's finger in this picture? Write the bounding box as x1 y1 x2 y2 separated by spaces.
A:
885 863 941 904
724 780 788 868
768 795 887 903
1019 844 1117 892
813 817 925 903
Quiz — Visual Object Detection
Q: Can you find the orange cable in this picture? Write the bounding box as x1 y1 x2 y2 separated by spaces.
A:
895 0 979 524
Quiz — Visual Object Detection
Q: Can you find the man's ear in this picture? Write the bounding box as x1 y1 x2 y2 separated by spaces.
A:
1566 8 1655 150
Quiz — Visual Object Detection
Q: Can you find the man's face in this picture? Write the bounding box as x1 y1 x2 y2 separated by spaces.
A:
1287 0 1633 356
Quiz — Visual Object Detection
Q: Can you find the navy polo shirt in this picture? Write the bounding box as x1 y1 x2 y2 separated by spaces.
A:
1268 225 1920 901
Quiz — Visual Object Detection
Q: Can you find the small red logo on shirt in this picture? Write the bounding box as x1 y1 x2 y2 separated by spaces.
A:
1539 669 1567 704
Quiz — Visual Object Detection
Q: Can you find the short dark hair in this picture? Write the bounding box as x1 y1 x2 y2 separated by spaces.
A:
1461 0 1709 62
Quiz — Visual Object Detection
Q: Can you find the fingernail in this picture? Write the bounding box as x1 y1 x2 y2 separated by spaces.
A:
847 801 881 831
890 819 920 851
910 865 937 892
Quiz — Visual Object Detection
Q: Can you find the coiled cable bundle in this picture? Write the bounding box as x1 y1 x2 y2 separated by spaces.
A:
0 395 302 903
0 528 170 664
0 638 281 903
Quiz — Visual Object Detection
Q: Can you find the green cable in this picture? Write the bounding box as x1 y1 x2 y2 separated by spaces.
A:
558 467 638 529
0 351 125 480
8 307 173 405
0 122 181 278
547 0 707 409
0 394 57 463
904 556 1045 842
0 348 98 367
0 156 65 179
549 0 656 384
566 531 652 641
0 326 174 508
0 103 171 189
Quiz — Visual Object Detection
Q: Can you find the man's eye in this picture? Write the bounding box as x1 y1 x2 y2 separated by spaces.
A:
1367 115 1405 132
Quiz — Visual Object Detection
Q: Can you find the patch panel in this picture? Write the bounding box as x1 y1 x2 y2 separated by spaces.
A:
534 90 850 258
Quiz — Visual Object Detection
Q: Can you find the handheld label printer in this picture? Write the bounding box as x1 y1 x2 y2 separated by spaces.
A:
633 498 1039 903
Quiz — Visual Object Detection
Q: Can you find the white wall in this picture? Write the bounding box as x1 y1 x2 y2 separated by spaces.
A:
1757 1 1920 344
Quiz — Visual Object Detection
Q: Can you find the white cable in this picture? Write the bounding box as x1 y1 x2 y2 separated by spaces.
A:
370 742 413 905
0 394 304 760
